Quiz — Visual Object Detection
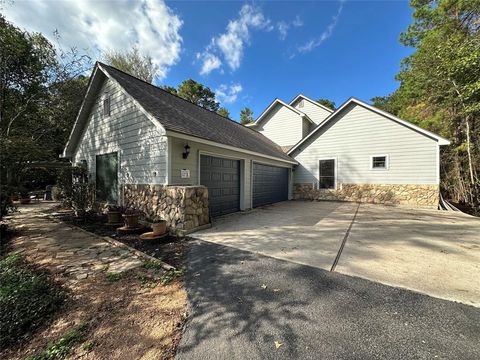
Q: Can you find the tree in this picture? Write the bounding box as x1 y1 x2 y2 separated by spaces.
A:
104 46 159 83
0 15 90 188
217 107 230 118
372 0 480 214
316 98 335 110
240 107 254 124
177 79 219 112
162 85 178 95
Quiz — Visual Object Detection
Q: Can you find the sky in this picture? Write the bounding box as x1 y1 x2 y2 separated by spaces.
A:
2 0 414 121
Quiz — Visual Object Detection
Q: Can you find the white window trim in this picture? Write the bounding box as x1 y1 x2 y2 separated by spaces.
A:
102 93 111 118
318 157 337 190
370 154 389 171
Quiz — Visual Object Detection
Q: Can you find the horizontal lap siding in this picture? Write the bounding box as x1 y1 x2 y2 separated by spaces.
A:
292 98 331 124
74 78 167 185
258 104 304 147
293 104 438 185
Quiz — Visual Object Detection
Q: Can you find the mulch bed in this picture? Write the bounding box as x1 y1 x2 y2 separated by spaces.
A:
50 211 189 269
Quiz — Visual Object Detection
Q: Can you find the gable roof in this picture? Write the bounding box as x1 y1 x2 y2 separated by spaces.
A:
288 97 450 155
247 98 313 128
63 62 294 163
289 94 334 113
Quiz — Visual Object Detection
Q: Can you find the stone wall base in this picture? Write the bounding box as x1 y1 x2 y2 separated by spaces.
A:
293 183 439 208
123 184 210 236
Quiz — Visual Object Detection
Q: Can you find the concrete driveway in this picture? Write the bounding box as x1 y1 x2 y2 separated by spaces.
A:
192 201 480 306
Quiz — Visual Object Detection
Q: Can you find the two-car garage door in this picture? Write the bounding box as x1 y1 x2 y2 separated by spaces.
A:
200 155 289 217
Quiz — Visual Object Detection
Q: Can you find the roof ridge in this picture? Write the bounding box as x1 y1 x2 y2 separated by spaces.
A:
98 62 266 136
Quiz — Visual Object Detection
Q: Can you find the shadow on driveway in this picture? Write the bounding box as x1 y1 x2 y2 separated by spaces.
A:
177 240 480 360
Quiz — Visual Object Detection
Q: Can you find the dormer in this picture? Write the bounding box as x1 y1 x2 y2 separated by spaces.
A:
289 94 333 125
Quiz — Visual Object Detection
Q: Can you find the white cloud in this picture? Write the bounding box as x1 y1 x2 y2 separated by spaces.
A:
277 15 303 40
296 1 343 55
216 83 243 104
198 4 271 75
2 0 183 80
197 52 222 75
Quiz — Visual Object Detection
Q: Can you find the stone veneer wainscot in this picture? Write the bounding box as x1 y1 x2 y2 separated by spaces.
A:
123 184 210 236
293 183 439 208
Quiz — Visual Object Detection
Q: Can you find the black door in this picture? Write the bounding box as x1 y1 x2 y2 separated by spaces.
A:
96 152 118 203
252 163 288 208
200 155 240 217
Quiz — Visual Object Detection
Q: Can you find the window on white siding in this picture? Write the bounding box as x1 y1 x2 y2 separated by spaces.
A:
103 95 110 117
298 100 304 108
319 159 336 189
371 155 389 170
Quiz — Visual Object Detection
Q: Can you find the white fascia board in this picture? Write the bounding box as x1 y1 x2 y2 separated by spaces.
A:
254 98 308 126
288 97 451 155
290 94 334 113
165 130 298 165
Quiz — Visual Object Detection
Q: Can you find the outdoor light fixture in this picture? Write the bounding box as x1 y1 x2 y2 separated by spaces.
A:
182 143 190 159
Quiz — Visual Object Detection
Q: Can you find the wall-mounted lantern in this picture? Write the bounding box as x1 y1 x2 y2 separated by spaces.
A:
182 143 190 159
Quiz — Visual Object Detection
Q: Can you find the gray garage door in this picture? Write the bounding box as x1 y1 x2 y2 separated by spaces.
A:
200 155 240 217
252 163 288 208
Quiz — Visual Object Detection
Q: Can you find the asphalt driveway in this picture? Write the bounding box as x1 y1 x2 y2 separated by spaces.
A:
192 201 480 306
177 240 480 359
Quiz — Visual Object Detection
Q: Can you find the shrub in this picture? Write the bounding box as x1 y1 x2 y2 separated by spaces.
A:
51 185 62 201
0 255 66 348
0 185 16 220
56 165 88 208
71 182 95 218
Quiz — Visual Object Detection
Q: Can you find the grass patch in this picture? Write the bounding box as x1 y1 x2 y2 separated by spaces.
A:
160 268 184 285
27 324 88 360
105 272 123 282
143 259 164 270
0 254 65 348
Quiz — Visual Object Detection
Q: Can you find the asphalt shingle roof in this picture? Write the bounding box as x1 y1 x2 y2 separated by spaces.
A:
99 63 293 162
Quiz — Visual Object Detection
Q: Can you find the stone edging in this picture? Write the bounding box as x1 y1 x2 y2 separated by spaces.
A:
45 213 175 271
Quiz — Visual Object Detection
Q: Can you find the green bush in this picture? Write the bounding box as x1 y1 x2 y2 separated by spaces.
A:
55 165 89 208
0 185 16 220
71 182 95 218
51 185 62 201
0 255 66 348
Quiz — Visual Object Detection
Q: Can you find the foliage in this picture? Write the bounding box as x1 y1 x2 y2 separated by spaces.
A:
316 98 336 110
143 259 164 270
27 324 88 360
240 107 254 124
105 272 123 282
144 215 164 223
217 107 230 118
372 0 480 214
0 254 66 348
0 185 16 220
55 165 89 208
160 268 184 285
103 46 159 83
162 79 220 112
71 182 95 218
0 15 90 189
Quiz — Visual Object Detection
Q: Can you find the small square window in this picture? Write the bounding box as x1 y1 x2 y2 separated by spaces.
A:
103 96 110 117
371 155 388 169
298 100 304 108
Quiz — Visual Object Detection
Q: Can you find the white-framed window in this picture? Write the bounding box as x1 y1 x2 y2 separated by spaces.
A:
319 158 336 189
103 94 110 117
370 154 389 170
298 99 304 108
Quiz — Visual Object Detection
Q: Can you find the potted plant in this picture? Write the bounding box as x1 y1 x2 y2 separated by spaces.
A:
19 188 31 205
106 204 122 224
123 208 140 229
145 215 167 236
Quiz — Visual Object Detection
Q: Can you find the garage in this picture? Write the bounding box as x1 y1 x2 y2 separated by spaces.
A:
200 155 240 217
252 163 289 208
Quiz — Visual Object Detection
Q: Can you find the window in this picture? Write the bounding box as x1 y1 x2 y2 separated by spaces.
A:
298 99 304 108
319 159 335 189
103 95 110 117
371 155 389 170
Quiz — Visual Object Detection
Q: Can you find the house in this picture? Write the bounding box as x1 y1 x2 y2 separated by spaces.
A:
63 62 449 234
249 94 450 207
62 62 296 234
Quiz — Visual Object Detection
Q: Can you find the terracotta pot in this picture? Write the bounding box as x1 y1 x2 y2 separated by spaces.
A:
19 198 31 205
107 211 122 224
123 214 139 229
151 220 167 236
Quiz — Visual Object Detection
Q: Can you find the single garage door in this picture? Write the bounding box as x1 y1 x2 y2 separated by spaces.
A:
252 163 288 208
200 155 240 217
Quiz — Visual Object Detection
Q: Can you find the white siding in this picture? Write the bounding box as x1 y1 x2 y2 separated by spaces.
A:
168 136 292 209
293 103 439 185
292 98 331 124
74 78 167 186
256 104 304 147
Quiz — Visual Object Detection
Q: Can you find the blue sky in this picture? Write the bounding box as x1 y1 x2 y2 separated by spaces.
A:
4 0 414 121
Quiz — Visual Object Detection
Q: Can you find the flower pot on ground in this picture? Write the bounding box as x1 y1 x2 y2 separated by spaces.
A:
145 216 167 236
123 209 140 229
106 204 122 224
